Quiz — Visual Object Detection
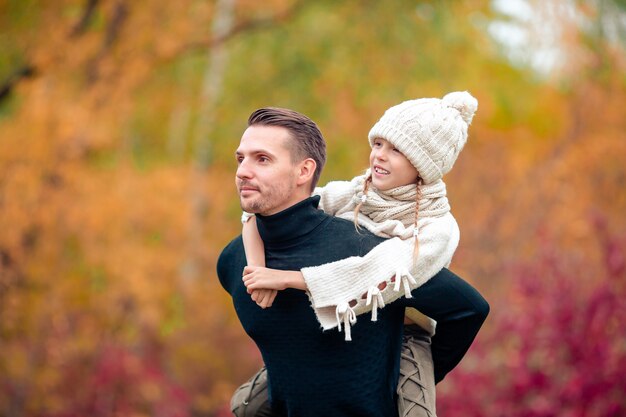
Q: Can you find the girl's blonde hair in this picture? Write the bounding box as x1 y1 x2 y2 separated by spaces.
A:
353 174 423 265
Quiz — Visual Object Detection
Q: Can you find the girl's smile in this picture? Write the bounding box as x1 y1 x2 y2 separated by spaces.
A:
369 138 420 190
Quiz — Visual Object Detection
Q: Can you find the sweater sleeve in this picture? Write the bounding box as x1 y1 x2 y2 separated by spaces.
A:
313 177 360 216
302 213 460 332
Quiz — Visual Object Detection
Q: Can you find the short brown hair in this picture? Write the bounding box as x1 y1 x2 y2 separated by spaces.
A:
248 107 326 191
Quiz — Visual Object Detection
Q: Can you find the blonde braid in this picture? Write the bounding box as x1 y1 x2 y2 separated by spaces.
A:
353 174 372 231
412 177 423 265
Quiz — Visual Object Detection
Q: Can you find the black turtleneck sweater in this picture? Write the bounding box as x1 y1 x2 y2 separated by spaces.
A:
218 196 489 417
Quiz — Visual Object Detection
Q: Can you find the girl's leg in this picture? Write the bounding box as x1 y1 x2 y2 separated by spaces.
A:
231 366 279 417
407 268 489 383
397 325 437 417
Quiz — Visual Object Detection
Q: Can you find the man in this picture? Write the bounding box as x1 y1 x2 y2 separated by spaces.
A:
217 107 489 417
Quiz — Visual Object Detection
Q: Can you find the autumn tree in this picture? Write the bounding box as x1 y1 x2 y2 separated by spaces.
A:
0 0 624 415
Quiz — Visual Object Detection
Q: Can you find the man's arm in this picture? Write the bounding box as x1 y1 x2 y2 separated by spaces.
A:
403 268 489 384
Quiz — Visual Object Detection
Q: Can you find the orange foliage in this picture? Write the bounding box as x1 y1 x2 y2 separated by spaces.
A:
0 0 625 415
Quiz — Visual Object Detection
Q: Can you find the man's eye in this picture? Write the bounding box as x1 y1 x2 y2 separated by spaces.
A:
259 156 269 163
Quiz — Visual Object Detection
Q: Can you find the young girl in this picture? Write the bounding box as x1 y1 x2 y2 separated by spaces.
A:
237 91 477 417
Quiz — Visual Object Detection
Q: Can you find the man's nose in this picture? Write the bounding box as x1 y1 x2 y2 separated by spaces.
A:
236 159 253 179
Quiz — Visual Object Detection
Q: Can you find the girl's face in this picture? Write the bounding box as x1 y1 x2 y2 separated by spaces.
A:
369 138 420 191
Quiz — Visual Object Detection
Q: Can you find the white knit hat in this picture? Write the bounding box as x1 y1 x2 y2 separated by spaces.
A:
368 91 478 185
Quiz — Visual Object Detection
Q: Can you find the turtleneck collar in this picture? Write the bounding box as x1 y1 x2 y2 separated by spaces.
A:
255 196 327 246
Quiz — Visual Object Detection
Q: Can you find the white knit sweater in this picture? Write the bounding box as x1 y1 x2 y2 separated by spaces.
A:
303 173 459 340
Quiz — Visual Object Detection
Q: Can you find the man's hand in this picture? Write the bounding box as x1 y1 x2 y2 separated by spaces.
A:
250 289 278 309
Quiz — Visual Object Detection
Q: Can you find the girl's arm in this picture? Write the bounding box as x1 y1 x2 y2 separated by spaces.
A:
243 266 307 291
242 215 265 266
302 213 460 332
241 217 309 294
242 215 278 308
313 177 361 216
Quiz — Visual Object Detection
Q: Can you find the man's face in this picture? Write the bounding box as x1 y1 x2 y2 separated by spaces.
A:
235 125 302 216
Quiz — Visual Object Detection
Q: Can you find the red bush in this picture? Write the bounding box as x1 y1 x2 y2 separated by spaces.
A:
44 343 191 417
438 222 626 416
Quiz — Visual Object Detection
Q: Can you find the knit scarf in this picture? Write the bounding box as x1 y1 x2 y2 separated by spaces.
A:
352 171 450 227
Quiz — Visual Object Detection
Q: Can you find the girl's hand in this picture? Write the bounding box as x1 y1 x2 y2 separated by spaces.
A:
243 266 307 292
243 266 289 291
250 289 278 309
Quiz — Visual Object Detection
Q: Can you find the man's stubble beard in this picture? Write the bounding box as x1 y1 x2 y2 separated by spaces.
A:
240 179 296 216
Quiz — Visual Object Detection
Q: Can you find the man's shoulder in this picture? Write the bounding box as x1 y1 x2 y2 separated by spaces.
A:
216 235 245 293
320 214 387 252
219 235 243 257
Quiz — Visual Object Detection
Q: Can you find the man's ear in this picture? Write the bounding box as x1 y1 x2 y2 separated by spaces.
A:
295 158 316 187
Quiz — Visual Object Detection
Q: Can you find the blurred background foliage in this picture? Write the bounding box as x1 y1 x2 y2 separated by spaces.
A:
0 0 625 416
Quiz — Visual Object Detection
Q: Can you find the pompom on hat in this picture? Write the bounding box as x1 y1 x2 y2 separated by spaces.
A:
368 91 478 184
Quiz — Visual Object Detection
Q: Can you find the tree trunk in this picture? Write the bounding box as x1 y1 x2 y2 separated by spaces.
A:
181 0 236 284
